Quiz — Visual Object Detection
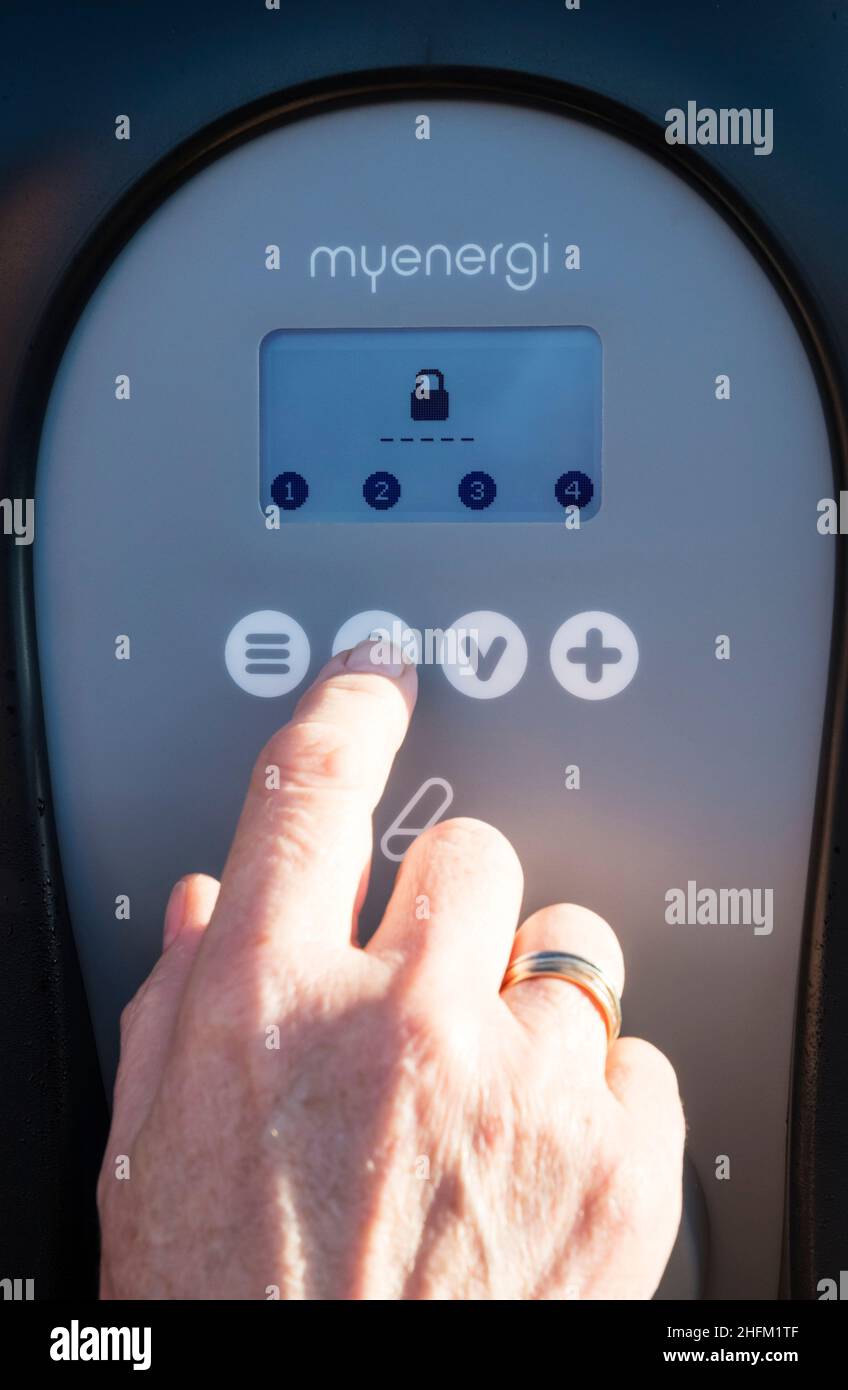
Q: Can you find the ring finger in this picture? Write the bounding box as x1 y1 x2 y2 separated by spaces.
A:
502 903 625 1077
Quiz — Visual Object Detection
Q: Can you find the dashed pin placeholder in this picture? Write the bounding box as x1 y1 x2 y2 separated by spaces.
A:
225 610 310 696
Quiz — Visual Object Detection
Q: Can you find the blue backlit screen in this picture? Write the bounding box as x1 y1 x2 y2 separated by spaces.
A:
259 326 602 522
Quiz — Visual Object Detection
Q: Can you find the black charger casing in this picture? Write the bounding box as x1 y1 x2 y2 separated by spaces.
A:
1 0 846 1299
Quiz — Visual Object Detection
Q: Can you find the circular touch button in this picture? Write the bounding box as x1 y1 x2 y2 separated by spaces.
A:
549 611 638 700
225 610 310 697
331 610 420 662
440 610 528 699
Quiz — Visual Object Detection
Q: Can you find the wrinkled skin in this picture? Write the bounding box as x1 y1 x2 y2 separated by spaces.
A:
98 641 684 1300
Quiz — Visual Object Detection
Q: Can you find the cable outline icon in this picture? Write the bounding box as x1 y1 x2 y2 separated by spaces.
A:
380 777 455 862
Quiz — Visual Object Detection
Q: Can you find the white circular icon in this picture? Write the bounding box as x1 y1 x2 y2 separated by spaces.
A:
549 611 639 700
441 610 528 699
225 610 310 697
331 610 420 663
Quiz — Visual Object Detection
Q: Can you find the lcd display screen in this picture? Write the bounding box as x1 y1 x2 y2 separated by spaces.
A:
259 326 602 522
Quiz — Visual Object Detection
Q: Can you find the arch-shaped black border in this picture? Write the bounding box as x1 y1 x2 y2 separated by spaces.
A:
5 65 846 1300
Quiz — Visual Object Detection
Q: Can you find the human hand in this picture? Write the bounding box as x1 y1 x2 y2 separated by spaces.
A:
98 640 684 1300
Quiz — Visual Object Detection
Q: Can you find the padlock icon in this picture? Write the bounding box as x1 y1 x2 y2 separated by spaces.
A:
411 367 449 421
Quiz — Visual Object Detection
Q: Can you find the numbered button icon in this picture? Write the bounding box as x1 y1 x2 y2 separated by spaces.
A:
459 470 497 511
364 471 401 511
555 471 594 510
271 471 309 510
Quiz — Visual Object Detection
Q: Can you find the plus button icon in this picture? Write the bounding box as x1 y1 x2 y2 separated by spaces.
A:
566 626 622 683
550 612 639 700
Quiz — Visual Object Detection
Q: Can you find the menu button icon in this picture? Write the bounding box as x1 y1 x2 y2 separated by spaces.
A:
245 631 291 675
225 610 310 697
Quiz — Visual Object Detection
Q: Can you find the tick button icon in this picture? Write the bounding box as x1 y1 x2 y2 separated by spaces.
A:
440 610 528 699
549 612 638 700
225 610 310 696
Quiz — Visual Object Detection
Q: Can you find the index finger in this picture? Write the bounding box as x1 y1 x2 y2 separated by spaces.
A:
207 639 417 954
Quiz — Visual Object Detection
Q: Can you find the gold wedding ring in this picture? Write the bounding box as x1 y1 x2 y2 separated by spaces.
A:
501 951 622 1046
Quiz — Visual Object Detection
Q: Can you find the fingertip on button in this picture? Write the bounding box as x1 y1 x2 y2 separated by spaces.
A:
343 637 415 679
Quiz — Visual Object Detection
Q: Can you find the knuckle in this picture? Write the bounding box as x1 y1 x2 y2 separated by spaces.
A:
393 982 482 1088
118 994 143 1041
257 718 363 793
419 815 519 871
585 1117 679 1239
118 960 171 1043
608 1159 670 1237
629 1037 684 1106
96 1161 116 1216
